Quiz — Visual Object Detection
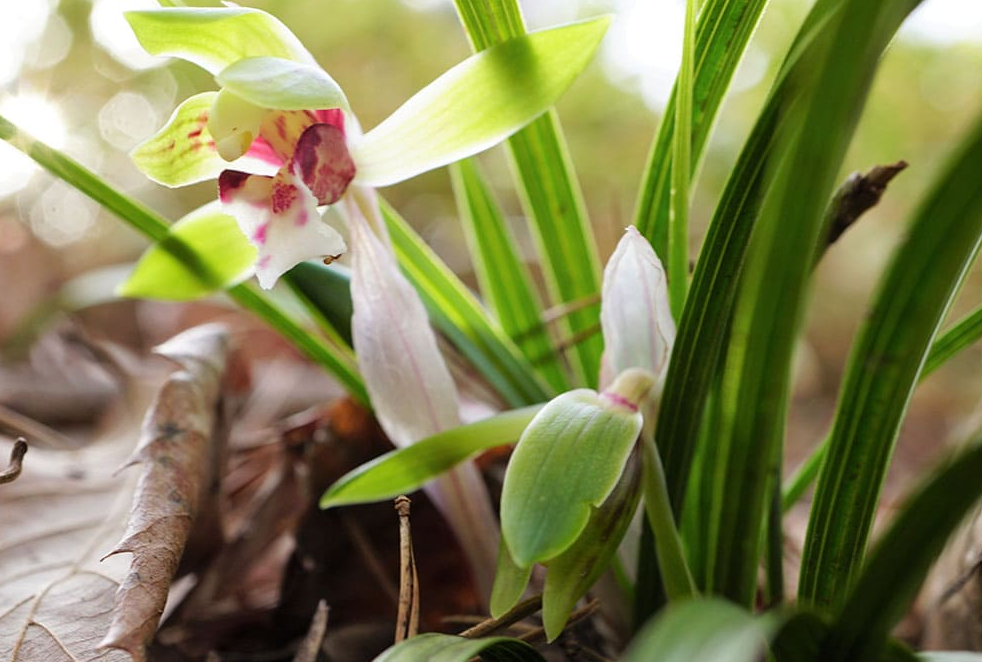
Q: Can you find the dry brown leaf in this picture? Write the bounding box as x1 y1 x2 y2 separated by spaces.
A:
0 324 229 662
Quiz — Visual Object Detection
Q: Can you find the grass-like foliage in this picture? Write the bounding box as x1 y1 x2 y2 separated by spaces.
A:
3 0 982 659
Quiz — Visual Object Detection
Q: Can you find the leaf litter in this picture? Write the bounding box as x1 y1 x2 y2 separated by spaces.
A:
0 323 230 662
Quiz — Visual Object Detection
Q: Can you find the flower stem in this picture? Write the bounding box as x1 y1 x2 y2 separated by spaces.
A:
0 114 368 405
640 423 697 600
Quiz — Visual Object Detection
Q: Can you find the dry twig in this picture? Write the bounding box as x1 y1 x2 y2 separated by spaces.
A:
0 437 27 485
394 495 419 642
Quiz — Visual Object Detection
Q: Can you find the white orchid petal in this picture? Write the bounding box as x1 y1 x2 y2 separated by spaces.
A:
218 170 346 289
601 226 675 380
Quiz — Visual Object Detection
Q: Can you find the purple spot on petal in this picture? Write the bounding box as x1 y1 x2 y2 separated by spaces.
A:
219 170 252 202
296 209 308 227
258 255 271 269
292 124 356 205
270 178 298 214
253 223 268 245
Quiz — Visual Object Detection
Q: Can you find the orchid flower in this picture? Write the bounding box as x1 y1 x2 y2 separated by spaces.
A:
126 6 610 290
601 225 676 383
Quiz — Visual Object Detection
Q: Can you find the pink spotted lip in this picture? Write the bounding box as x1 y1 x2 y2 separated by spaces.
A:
291 124 356 205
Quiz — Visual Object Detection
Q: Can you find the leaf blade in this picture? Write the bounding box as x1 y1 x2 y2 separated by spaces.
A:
451 159 569 393
799 109 982 610
320 406 539 509
118 202 255 301
452 1 605 387
823 429 982 661
351 17 611 188
622 598 778 662
707 0 921 606
373 633 544 662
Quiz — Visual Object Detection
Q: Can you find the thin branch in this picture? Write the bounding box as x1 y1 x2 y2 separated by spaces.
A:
394 495 419 643
291 600 329 662
458 594 544 639
0 438 27 485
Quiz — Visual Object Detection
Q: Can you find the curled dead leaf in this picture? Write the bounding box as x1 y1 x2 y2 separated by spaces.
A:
99 324 230 659
0 324 229 662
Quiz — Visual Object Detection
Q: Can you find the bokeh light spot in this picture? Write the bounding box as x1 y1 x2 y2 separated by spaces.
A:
25 12 73 70
90 0 165 71
0 95 67 198
29 180 99 248
99 91 159 150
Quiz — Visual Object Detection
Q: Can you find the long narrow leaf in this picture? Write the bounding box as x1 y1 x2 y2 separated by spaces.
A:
321 406 540 508
666 0 698 316
799 110 982 611
453 0 603 387
381 201 551 407
706 0 921 606
783 301 982 512
822 430 982 661
923 303 982 376
655 0 844 516
633 0 769 262
451 160 569 392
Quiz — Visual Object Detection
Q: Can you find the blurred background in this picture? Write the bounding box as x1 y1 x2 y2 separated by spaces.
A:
1 0 979 493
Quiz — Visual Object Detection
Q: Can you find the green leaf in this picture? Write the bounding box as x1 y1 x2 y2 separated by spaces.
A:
125 7 315 75
623 598 779 662
453 1 605 388
287 261 354 345
666 0 698 316
381 200 552 407
118 201 255 300
451 159 569 393
783 301 982 513
500 386 643 567
542 451 642 641
490 541 533 618
799 109 982 611
700 0 921 607
352 16 610 188
320 406 540 509
633 0 768 270
822 430 982 660
374 633 544 662
654 0 838 524
924 303 982 376
215 56 349 111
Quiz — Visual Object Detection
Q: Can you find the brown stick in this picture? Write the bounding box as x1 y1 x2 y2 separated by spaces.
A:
291 600 329 662
394 495 419 642
458 594 544 639
0 438 27 485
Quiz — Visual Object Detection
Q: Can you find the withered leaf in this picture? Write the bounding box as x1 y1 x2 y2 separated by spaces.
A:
0 324 229 662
